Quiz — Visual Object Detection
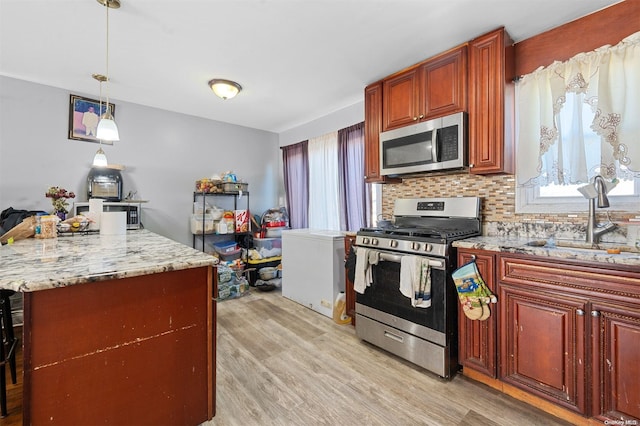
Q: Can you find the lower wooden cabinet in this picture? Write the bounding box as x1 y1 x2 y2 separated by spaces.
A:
344 233 357 326
456 249 640 424
457 249 497 377
499 283 587 414
590 301 640 421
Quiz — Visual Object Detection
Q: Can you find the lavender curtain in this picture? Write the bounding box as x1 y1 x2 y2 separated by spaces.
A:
338 122 370 231
282 141 309 229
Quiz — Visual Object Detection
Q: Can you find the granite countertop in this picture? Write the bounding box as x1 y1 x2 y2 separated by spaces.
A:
453 236 640 267
0 229 216 292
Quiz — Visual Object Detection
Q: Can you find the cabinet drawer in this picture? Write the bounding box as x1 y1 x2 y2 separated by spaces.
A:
498 255 640 302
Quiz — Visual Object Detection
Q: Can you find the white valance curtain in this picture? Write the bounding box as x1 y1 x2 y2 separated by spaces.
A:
517 31 640 186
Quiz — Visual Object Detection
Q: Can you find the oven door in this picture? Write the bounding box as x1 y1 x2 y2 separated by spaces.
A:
355 249 456 343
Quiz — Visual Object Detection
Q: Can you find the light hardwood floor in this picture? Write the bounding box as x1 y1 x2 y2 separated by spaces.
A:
206 289 574 426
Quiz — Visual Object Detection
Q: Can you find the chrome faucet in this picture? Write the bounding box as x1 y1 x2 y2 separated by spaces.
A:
584 175 617 244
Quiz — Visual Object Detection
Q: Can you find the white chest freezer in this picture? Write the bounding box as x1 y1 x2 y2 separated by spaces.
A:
281 229 345 318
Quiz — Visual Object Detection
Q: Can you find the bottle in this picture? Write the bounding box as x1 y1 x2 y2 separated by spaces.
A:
332 292 351 325
34 216 42 238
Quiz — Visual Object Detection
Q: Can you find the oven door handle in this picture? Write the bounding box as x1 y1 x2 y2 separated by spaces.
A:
377 252 444 269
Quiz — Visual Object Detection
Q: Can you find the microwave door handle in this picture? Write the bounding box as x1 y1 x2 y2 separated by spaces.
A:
432 128 439 162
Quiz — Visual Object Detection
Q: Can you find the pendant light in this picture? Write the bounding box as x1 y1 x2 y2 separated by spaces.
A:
92 73 109 167
95 0 120 141
92 147 108 167
208 79 242 100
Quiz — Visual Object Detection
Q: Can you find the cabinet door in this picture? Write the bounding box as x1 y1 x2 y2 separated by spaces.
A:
344 234 357 326
591 301 640 422
468 27 514 174
364 83 383 182
457 250 497 377
499 284 587 414
421 46 467 120
364 83 401 184
382 68 420 131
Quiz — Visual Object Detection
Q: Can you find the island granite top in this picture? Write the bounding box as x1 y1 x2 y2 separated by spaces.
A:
453 236 640 267
0 229 216 292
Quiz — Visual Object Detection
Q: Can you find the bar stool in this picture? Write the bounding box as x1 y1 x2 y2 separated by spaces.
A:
0 290 18 418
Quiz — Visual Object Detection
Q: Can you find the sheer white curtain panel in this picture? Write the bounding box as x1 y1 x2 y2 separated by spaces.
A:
308 131 341 230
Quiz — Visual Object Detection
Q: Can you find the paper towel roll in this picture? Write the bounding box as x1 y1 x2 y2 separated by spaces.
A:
100 211 127 235
89 198 104 230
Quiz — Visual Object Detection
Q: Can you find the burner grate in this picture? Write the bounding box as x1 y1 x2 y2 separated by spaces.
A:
358 226 479 242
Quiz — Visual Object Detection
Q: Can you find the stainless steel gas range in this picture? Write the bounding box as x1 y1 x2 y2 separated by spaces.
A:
354 197 481 379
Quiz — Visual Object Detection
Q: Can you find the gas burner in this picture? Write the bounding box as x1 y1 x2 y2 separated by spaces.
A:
356 197 481 257
359 226 479 242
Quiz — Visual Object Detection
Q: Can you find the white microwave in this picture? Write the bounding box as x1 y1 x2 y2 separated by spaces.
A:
379 112 467 176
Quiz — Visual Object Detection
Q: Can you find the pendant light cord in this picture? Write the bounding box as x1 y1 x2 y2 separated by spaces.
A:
104 1 111 114
99 79 104 147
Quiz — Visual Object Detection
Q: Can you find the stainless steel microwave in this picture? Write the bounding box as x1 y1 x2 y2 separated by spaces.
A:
379 112 467 176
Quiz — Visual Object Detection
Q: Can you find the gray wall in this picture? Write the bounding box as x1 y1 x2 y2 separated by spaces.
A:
0 76 281 246
278 102 364 147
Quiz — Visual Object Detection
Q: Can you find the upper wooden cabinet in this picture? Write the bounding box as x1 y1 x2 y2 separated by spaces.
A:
364 82 401 184
382 45 467 131
468 27 515 174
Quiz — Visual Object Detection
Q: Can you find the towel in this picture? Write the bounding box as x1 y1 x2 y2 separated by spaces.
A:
367 250 380 286
400 256 431 308
354 247 374 294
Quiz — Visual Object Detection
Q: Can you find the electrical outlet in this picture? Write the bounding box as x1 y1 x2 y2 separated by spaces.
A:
320 299 331 309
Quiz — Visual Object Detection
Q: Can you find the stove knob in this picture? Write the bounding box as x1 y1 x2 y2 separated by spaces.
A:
371 238 379 246
362 237 370 244
424 244 432 252
412 242 421 251
389 240 398 248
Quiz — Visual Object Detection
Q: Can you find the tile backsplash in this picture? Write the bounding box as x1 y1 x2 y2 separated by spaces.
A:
381 172 639 243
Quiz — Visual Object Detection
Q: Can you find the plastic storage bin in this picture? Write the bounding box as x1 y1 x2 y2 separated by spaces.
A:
254 237 282 257
213 240 239 254
219 248 242 262
191 214 215 234
265 226 287 238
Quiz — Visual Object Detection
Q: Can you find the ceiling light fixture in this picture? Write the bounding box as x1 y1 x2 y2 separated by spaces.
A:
208 79 242 100
95 0 120 141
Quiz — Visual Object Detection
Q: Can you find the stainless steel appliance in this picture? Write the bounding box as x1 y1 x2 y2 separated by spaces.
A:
379 112 466 176
73 202 143 230
87 167 123 202
354 196 481 378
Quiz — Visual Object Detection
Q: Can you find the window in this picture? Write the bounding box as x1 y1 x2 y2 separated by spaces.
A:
515 31 640 213
282 122 371 231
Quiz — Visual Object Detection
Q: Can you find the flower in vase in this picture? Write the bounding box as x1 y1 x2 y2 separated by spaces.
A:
45 186 76 215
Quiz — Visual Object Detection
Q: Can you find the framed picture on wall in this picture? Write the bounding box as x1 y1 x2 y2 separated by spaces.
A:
68 94 115 144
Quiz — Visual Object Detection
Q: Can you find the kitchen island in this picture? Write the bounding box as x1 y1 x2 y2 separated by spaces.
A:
0 230 216 425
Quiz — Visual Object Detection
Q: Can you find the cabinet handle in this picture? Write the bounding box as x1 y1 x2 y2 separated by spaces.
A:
576 309 585 316
412 116 419 121
469 163 474 168
591 310 601 317
418 114 424 120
